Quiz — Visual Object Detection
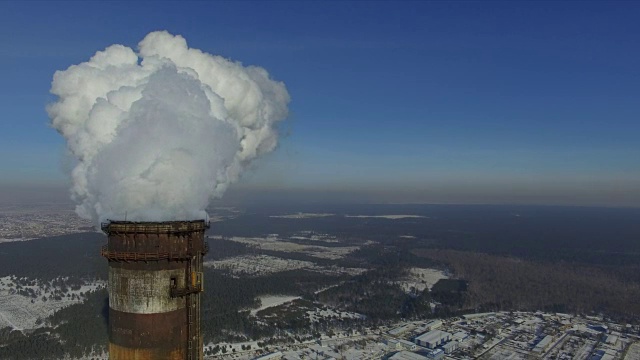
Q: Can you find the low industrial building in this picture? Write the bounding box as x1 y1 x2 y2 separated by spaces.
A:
415 330 452 349
399 339 417 351
463 312 495 320
414 320 443 334
442 341 458 354
533 335 553 353
424 320 443 331
389 324 416 336
385 338 400 349
451 331 469 342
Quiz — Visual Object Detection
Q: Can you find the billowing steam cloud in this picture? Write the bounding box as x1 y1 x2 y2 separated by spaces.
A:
48 31 290 224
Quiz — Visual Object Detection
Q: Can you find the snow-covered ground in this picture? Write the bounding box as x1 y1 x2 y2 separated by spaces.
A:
204 254 365 277
399 235 416 239
0 237 36 243
0 276 104 330
62 352 107 360
251 295 301 315
345 215 427 219
396 267 448 294
203 339 263 359
0 208 92 240
624 342 640 360
270 213 335 219
289 231 339 243
306 308 365 322
227 236 359 260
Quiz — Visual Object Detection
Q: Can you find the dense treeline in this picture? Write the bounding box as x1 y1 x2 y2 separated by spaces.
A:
204 237 252 260
413 249 640 321
317 266 432 322
0 330 66 360
202 268 344 341
0 267 344 358
0 232 105 281
430 279 467 308
0 289 107 360
48 288 109 356
210 205 640 268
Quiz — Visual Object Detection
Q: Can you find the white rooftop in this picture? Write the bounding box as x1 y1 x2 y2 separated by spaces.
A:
415 330 452 343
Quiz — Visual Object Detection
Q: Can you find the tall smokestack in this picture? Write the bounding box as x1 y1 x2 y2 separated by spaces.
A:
101 220 208 360
48 30 289 358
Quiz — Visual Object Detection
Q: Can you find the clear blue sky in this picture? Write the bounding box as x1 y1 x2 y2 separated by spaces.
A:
1 1 639 206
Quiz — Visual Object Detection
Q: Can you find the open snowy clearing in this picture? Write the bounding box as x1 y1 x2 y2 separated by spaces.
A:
396 267 448 294
0 276 104 330
251 295 301 315
204 254 365 277
289 230 339 243
345 215 427 219
0 237 36 243
228 236 359 260
307 308 365 322
624 342 640 360
270 213 335 219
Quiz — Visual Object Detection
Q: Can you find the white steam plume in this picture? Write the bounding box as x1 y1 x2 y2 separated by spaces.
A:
48 31 290 224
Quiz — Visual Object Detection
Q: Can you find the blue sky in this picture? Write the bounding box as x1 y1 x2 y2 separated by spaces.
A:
1 1 639 206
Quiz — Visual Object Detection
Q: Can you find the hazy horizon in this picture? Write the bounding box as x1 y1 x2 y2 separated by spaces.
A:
1 182 638 209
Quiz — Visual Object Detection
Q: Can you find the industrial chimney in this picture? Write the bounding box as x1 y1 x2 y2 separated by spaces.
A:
101 220 208 360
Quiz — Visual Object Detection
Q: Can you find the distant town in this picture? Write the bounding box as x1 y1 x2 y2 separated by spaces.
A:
209 311 640 360
0 205 92 241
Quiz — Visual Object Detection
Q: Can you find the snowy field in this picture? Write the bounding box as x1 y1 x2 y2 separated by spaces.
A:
399 235 416 239
251 295 301 315
396 267 448 293
270 213 335 219
345 214 427 219
289 231 339 243
204 254 366 277
0 276 104 330
625 342 640 360
0 237 36 243
62 353 107 360
306 308 365 322
228 236 359 260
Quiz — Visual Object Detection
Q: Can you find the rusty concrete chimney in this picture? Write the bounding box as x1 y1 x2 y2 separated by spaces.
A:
101 220 208 360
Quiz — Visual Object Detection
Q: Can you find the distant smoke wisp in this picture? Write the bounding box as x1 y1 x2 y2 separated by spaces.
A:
48 31 290 224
